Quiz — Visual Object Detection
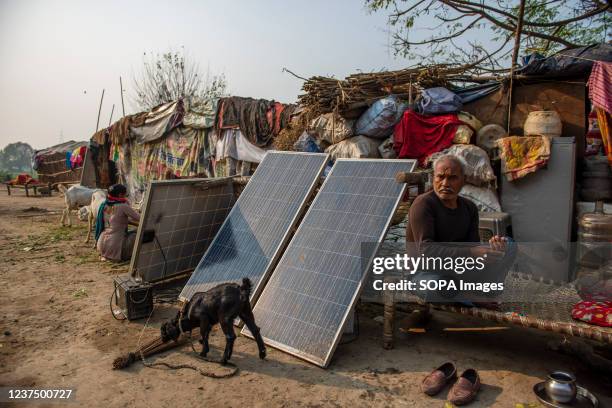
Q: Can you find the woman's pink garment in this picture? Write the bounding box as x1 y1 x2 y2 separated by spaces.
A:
96 203 140 261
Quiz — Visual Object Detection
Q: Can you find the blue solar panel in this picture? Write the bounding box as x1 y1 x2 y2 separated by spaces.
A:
179 152 328 303
244 159 416 367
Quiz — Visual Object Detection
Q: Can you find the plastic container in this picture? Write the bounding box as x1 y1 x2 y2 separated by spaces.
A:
578 201 612 269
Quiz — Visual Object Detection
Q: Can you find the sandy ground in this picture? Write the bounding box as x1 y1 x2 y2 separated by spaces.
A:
0 191 611 408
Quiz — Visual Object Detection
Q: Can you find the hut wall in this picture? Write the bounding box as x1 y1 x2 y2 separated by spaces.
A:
463 80 587 156
37 152 83 186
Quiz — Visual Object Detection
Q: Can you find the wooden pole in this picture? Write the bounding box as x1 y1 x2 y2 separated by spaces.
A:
510 0 527 71
119 77 126 117
108 104 115 126
507 0 526 133
95 89 105 132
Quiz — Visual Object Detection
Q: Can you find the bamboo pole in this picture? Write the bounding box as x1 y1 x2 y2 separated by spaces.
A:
507 0 526 134
108 104 115 127
95 89 105 132
120 77 126 117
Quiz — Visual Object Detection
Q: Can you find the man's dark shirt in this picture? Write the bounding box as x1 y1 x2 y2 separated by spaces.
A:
406 190 480 257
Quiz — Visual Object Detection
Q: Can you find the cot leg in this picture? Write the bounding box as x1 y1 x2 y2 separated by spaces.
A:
25 185 29 197
383 294 396 350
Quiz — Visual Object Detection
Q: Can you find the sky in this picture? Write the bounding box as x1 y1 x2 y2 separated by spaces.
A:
0 0 434 150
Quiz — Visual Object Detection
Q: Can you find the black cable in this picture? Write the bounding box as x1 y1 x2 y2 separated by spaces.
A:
153 287 181 304
153 234 168 281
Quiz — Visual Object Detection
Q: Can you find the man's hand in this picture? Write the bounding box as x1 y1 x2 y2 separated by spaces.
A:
489 235 507 252
470 241 504 261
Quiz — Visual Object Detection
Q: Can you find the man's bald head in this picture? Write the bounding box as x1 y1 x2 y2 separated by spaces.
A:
433 154 465 177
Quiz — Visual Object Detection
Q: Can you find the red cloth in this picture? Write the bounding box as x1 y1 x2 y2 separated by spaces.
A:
572 301 612 327
273 102 285 135
588 61 612 114
9 173 37 185
393 110 462 165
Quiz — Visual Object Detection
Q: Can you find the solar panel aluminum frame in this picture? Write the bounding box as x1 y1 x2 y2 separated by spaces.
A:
178 151 330 305
243 158 416 367
129 177 235 283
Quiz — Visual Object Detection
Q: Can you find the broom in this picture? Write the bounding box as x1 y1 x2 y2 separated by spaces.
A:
112 331 239 378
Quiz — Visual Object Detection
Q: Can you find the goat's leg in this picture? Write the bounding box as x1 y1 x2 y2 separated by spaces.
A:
199 317 211 358
60 208 66 226
219 318 236 364
240 307 266 360
85 211 92 244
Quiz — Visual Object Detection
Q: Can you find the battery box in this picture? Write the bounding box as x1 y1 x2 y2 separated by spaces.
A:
113 275 153 321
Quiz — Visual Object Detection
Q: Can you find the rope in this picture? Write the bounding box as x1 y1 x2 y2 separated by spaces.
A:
131 301 238 378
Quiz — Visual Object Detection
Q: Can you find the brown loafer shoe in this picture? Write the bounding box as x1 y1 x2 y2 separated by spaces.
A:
421 362 457 396
447 368 481 406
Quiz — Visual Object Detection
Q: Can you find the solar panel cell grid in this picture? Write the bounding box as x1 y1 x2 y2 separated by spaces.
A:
245 159 416 367
179 152 328 303
129 178 235 283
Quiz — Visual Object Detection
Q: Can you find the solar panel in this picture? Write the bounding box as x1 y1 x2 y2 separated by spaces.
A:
129 178 235 283
244 159 416 367
179 152 329 303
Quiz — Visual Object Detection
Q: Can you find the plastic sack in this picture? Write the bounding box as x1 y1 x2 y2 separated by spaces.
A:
477 124 507 156
308 113 354 145
293 131 322 153
355 95 408 139
378 136 397 159
453 125 473 144
453 112 482 144
458 111 482 131
428 144 496 187
459 184 501 212
417 87 462 115
325 136 382 161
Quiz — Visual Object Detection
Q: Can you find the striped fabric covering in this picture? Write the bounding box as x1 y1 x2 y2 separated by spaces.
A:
588 61 612 114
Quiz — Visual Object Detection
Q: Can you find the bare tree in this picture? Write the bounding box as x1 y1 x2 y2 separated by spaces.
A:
132 49 228 111
367 0 610 73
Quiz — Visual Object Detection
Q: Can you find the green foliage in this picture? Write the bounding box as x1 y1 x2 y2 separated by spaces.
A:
0 142 34 175
365 0 610 69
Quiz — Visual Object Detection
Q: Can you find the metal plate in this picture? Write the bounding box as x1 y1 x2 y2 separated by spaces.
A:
129 178 235 283
179 152 329 303
244 159 416 367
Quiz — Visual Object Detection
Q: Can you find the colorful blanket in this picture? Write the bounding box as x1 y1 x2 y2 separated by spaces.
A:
497 136 551 181
572 301 612 327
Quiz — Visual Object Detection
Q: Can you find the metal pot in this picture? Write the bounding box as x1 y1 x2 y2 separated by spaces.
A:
544 371 577 404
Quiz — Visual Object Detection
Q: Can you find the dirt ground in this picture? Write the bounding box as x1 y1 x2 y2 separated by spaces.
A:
0 192 610 408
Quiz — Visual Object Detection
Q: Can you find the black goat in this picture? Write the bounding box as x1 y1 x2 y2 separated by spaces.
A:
161 278 266 364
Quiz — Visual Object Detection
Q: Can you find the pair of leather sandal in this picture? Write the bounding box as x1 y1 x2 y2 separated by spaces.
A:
421 362 481 406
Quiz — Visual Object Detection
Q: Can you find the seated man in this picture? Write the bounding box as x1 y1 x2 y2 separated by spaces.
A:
95 184 140 262
407 154 514 303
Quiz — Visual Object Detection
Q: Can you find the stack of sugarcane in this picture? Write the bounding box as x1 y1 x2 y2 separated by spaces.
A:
298 65 455 116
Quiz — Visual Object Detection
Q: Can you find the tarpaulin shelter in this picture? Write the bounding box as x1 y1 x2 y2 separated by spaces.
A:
32 140 88 187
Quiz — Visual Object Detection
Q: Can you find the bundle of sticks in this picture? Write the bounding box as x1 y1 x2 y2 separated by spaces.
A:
112 330 239 378
298 65 459 116
112 335 184 370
